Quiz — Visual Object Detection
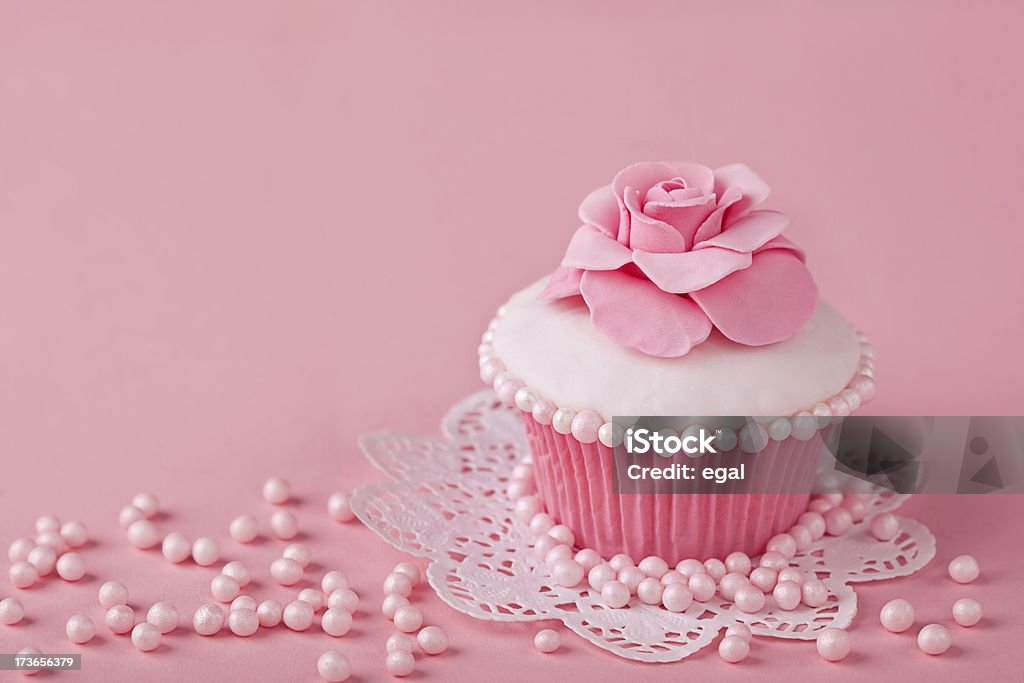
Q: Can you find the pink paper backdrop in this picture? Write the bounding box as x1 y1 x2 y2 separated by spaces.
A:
2 1 1022 680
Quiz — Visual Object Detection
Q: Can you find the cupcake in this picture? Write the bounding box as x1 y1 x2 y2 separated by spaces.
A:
479 162 875 564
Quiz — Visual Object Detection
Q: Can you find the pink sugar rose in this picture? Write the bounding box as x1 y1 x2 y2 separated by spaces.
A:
540 162 817 357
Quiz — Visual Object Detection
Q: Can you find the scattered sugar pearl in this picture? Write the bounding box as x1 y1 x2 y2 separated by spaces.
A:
193 603 225 636
8 537 35 563
661 583 693 612
229 608 259 637
816 627 851 661
618 566 645 593
948 555 980 584
545 545 572 566
383 571 414 596
534 628 561 653
609 553 635 572
271 510 299 540
132 493 160 518
661 570 686 585
802 579 829 607
17 646 43 675
322 608 353 636
386 650 416 677
417 625 449 655
36 514 61 533
105 605 135 634
573 549 602 573
880 598 915 632
98 581 130 610
777 568 804 586
127 520 160 549
299 588 326 612
27 545 57 576
257 600 283 627
750 567 777 593
870 513 901 541
263 477 291 505
222 560 252 587
387 632 416 653
918 623 951 655
132 622 161 652
719 635 750 663
10 560 39 588
548 524 574 546
161 532 191 563
824 507 854 536
283 543 312 568
0 597 24 625
230 514 259 543
588 563 616 591
789 525 813 551
66 614 95 644
119 504 146 529
703 558 727 582
725 552 752 576
639 556 669 579
283 600 315 631
322 571 350 594
191 537 219 566
637 577 664 605
232 596 258 612
734 585 766 613
382 594 410 619
766 533 797 559
60 521 89 548
552 560 585 588
393 604 423 633
798 511 827 539
952 598 982 627
843 500 867 522
529 513 554 537
211 575 241 602
676 558 704 577
393 562 421 587
758 551 788 572
719 573 748 601
272 557 303 585
601 580 631 608
725 623 752 641
514 495 541 523
773 581 802 610
328 588 359 613
688 573 717 602
36 530 65 553
57 552 86 581
147 602 179 634
317 650 352 682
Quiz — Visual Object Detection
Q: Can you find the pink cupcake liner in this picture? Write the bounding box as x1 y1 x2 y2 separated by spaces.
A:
524 413 824 564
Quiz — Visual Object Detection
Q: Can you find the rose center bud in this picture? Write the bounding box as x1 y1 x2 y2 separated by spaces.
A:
645 178 707 209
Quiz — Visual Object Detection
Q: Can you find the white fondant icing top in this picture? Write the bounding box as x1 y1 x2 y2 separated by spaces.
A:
492 278 862 418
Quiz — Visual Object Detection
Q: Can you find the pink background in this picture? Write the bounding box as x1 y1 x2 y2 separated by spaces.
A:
2 1 1023 680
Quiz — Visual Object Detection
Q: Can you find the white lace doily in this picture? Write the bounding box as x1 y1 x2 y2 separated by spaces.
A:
352 391 936 663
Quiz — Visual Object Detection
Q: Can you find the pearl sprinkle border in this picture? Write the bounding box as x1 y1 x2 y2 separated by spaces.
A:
478 305 876 449
507 468 890 615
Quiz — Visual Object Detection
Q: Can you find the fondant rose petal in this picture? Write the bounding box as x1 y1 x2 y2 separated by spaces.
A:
713 163 770 222
580 269 712 357
756 235 806 261
622 188 688 254
643 194 716 251
692 186 741 245
695 210 789 254
538 266 584 300
633 247 752 294
612 161 714 199
689 250 817 345
578 184 621 237
561 225 633 270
